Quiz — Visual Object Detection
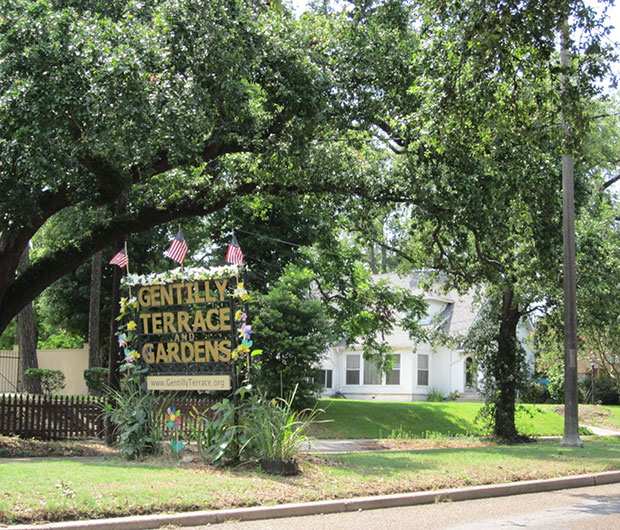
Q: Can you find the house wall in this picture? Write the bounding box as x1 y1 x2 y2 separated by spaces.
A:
318 275 535 402
320 345 473 402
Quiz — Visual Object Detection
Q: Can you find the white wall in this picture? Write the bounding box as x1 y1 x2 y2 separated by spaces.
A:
38 345 89 395
0 344 89 395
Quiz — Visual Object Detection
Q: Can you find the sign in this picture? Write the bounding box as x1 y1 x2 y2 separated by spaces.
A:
136 278 236 369
146 375 232 391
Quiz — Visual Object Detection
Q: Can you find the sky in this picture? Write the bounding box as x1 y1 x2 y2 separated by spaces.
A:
289 0 619 89
290 0 619 60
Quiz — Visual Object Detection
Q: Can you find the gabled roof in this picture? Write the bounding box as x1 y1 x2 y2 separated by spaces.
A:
373 272 482 337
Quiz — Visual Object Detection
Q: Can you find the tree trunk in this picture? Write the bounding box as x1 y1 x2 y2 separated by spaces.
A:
368 245 378 274
381 245 387 273
88 251 103 368
493 286 522 442
17 247 41 394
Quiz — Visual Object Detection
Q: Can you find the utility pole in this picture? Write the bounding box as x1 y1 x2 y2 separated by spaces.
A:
560 16 583 448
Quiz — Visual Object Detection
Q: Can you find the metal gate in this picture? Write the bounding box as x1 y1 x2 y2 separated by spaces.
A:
0 347 19 393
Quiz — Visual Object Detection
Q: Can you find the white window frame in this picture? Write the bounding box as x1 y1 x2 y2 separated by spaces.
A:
346 354 361 385
417 353 429 386
363 358 382 385
386 354 401 385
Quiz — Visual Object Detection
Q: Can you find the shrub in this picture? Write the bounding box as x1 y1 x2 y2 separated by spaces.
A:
580 376 620 405
520 380 551 404
23 368 65 394
547 369 565 403
251 266 334 409
84 367 107 396
426 388 444 402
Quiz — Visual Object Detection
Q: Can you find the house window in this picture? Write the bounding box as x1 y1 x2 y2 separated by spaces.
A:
386 354 401 385
363 359 382 385
346 354 360 385
417 353 429 386
316 369 333 389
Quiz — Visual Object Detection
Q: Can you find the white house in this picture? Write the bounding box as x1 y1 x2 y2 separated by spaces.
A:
318 273 535 401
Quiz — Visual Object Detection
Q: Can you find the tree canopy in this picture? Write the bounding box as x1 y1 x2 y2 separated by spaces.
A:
1 0 618 437
0 0 338 335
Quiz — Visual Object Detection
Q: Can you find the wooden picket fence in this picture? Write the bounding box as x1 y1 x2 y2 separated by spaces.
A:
0 394 218 441
0 394 106 440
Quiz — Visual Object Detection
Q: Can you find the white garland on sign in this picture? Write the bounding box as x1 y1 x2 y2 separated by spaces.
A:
121 265 241 288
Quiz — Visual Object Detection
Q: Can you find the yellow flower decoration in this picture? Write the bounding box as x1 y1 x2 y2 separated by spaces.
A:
127 321 137 331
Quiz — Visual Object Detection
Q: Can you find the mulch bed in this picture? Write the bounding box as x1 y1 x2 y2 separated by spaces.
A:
0 435 119 458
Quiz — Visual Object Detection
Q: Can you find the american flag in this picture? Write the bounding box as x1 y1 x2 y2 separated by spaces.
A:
165 228 188 264
225 233 244 265
109 248 129 268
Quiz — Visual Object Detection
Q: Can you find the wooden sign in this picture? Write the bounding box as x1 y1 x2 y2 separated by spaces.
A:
146 374 232 391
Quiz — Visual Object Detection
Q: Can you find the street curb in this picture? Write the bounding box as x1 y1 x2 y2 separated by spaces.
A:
6 470 620 530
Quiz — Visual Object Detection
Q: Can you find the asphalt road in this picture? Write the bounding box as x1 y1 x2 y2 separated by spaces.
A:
172 483 620 530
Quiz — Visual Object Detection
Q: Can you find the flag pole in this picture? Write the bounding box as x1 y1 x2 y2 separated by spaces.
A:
124 241 132 299
179 225 184 272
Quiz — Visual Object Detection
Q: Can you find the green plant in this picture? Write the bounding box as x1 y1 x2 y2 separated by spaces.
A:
426 388 444 402
23 368 65 394
547 369 565 403
520 381 551 404
580 376 620 405
251 266 335 409
448 390 461 401
83 367 107 397
190 398 245 466
242 386 323 464
102 380 163 460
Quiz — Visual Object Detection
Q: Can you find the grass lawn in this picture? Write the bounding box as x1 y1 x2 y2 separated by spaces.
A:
576 405 620 430
311 400 566 438
1 438 619 525
603 406 620 428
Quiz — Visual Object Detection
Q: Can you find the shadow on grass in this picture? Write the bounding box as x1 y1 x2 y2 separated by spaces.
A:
324 439 620 477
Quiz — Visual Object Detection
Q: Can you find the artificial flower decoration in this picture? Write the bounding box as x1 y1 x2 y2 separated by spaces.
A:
123 349 140 363
122 265 240 289
240 323 253 339
127 320 137 331
117 333 127 348
233 283 249 301
166 407 182 429
170 439 184 452
118 296 139 318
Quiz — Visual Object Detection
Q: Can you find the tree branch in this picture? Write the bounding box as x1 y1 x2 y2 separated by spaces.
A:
0 181 259 332
599 173 620 192
471 227 504 273
432 222 474 284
